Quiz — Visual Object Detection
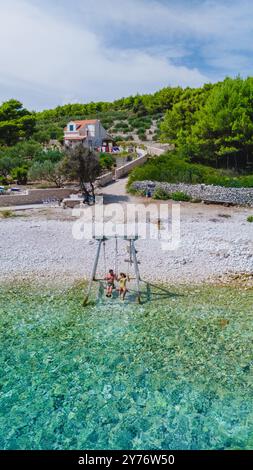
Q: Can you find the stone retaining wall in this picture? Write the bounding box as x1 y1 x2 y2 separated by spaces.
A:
96 172 114 187
145 145 170 156
132 181 253 206
0 188 77 207
115 153 148 179
97 145 167 182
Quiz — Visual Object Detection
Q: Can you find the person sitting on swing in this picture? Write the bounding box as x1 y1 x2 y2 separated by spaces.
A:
105 269 116 297
118 273 128 301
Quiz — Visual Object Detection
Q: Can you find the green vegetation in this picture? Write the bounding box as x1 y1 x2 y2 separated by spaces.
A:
128 152 253 188
1 77 253 187
170 191 191 202
0 140 65 186
99 153 116 171
0 209 16 218
161 77 253 172
11 167 28 185
151 187 192 201
135 188 147 197
60 145 101 198
247 215 253 223
153 188 170 200
0 99 35 146
28 160 64 188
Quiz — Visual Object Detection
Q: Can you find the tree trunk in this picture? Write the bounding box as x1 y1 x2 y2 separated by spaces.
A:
90 181 95 199
234 154 238 171
80 179 90 196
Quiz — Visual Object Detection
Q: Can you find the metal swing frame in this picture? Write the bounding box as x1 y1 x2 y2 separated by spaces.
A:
83 235 141 305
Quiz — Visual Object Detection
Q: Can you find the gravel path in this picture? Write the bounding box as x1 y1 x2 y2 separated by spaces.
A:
1 182 253 286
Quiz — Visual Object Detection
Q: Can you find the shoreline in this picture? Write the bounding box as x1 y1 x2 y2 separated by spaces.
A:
1 271 252 292
1 202 252 289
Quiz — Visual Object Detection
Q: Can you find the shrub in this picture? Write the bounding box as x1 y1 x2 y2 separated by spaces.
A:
34 149 64 164
153 188 191 201
127 185 137 195
128 151 253 188
137 127 146 135
114 122 129 130
191 198 202 203
153 188 170 200
28 160 64 187
170 191 191 201
247 215 253 223
134 188 147 197
113 127 129 133
99 153 116 170
0 175 7 185
11 167 28 185
0 210 16 218
137 132 146 141
0 175 14 185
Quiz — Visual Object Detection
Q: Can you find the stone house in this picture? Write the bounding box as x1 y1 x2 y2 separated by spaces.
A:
64 119 113 150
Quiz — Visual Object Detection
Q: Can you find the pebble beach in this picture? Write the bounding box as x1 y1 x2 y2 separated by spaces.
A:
1 199 252 288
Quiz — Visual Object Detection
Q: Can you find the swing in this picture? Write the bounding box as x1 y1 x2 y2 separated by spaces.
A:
83 236 141 306
103 237 119 298
102 237 119 278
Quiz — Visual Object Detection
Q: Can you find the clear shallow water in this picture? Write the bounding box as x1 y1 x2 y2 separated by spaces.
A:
0 283 252 450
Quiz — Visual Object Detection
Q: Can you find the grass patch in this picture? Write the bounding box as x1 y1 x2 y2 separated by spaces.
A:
134 189 147 197
152 188 191 201
153 188 170 200
0 209 16 219
247 215 253 223
170 191 191 202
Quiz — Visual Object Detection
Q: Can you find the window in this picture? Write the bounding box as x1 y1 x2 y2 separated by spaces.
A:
87 124 95 136
69 124 74 132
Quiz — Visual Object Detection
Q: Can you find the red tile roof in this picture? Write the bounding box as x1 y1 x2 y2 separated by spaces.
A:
75 119 97 125
64 119 98 131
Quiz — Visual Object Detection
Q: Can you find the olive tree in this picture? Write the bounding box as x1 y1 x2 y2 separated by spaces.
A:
28 160 64 187
60 144 101 197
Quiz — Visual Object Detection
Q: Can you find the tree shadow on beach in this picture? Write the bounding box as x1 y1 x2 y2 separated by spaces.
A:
102 193 130 204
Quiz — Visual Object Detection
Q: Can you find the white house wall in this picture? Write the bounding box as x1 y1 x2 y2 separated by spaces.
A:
64 120 111 148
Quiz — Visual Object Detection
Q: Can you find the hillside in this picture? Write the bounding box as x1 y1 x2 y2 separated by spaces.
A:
1 77 253 188
33 87 184 144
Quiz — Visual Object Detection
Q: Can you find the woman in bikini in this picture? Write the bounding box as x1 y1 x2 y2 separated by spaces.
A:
118 273 128 301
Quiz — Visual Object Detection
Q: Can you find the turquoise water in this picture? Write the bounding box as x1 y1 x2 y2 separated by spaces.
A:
0 283 252 450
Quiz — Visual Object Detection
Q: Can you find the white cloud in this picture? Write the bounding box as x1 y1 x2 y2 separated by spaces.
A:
1 0 252 109
78 0 253 73
77 0 253 41
0 0 208 109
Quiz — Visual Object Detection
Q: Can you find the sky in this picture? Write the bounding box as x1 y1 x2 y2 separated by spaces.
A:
0 0 252 110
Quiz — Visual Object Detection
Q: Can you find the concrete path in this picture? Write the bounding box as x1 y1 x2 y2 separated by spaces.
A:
98 177 144 205
0 203 50 211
